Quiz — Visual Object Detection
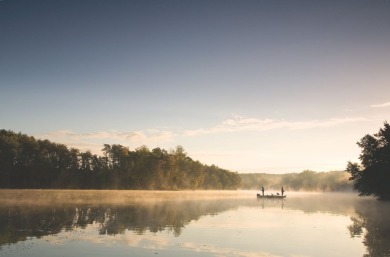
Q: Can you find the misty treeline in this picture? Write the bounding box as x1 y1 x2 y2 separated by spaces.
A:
240 170 352 191
0 130 241 190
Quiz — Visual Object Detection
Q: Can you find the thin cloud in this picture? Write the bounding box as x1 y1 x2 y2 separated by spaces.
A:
35 116 366 154
36 129 175 154
40 130 175 142
43 130 147 141
184 116 366 136
370 102 390 108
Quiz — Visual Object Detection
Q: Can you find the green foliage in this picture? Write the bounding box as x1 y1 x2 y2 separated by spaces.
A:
0 130 241 190
346 122 390 200
239 170 352 192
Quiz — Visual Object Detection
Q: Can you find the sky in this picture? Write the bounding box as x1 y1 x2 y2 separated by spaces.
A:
1 0 390 173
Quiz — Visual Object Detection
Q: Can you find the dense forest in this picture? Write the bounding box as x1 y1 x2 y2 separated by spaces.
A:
240 170 352 192
0 130 241 190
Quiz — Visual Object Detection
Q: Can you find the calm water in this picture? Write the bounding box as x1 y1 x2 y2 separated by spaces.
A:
0 190 389 257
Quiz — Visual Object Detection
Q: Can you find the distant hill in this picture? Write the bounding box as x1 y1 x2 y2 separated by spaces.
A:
239 170 352 192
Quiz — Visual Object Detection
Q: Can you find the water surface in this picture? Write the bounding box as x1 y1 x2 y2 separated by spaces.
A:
0 190 389 257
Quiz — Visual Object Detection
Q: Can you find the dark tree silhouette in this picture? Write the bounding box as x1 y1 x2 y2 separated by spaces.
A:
0 129 241 190
346 122 390 201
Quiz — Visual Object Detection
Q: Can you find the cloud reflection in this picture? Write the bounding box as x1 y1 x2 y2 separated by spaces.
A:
181 242 283 257
42 225 170 249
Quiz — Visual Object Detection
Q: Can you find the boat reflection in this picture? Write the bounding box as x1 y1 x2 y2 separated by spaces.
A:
257 197 285 209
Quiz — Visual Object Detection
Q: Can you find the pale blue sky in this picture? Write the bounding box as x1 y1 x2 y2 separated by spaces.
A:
1 0 390 173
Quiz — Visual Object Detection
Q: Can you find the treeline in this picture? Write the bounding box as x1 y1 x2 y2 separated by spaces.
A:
239 170 352 191
0 130 241 190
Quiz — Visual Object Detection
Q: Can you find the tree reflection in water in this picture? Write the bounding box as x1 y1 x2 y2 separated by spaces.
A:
1 191 390 257
348 200 390 257
0 199 242 247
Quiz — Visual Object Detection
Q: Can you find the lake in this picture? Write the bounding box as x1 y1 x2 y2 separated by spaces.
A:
0 190 389 257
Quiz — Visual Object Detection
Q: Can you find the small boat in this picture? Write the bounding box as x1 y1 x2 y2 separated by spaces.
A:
257 194 286 199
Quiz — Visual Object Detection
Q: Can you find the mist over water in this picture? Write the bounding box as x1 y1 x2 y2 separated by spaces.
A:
0 190 389 257
0 190 254 205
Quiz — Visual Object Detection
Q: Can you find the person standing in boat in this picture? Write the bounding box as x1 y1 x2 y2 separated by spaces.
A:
281 187 285 196
261 186 264 196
